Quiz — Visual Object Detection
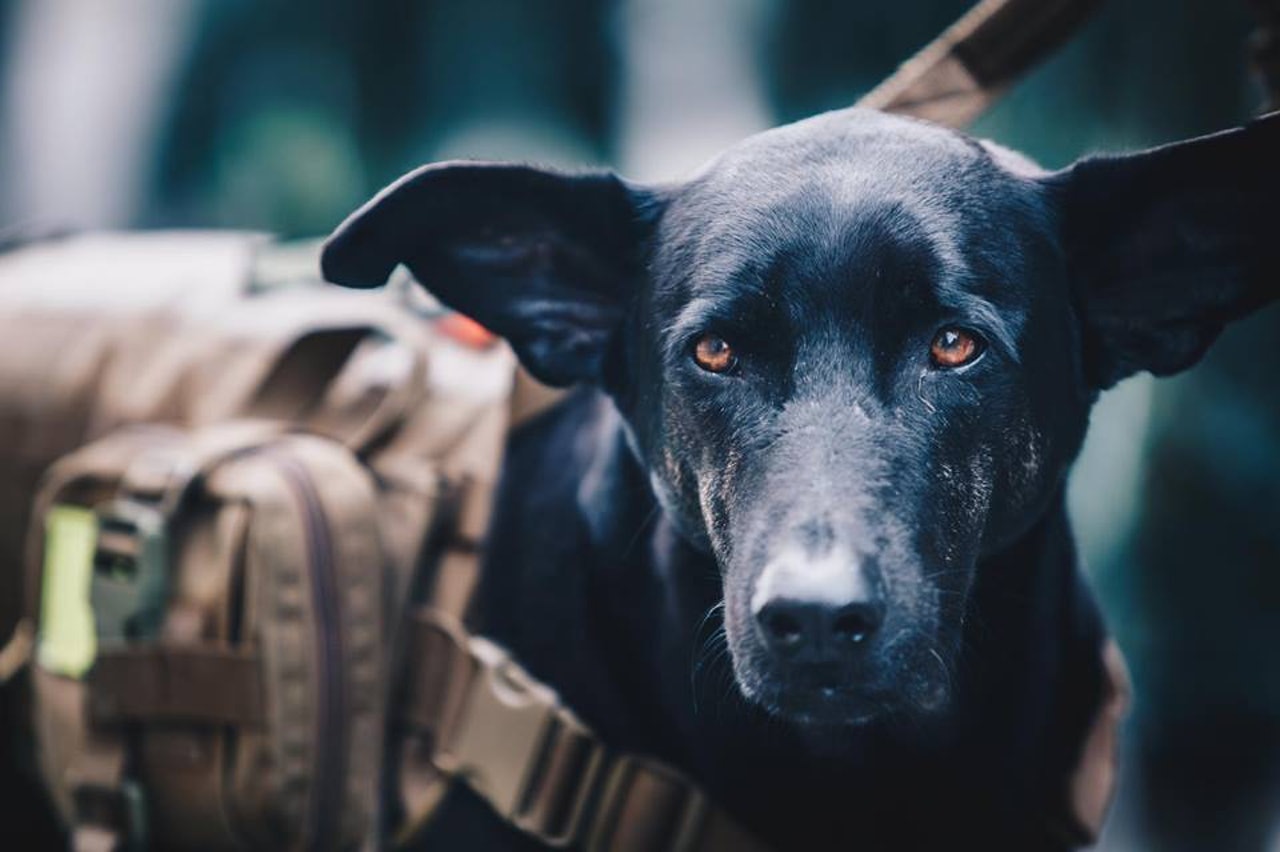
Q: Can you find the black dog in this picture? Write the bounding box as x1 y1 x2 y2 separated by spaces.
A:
323 108 1278 849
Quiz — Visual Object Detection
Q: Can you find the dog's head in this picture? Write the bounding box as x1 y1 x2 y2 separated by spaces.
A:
324 109 1277 727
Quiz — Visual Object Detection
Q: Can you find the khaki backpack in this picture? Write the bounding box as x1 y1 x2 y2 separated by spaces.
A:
29 424 388 850
0 232 520 849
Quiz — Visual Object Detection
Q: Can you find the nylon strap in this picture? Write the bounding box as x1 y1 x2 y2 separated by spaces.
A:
508 365 567 432
1060 639 1130 844
399 609 772 851
857 0 1102 127
239 320 431 455
87 646 263 727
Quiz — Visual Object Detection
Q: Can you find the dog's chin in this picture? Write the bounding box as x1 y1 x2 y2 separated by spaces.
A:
735 670 952 731
734 670 884 726
762 687 886 728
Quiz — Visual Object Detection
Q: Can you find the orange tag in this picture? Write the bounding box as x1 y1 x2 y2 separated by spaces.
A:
437 313 498 349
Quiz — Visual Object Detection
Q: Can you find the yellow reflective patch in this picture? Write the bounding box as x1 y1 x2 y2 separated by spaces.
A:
36 505 98 678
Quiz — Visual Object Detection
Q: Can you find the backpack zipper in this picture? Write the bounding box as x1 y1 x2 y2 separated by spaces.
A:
268 450 347 850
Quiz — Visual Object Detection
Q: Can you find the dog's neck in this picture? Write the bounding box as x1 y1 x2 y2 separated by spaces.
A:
476 388 1107 845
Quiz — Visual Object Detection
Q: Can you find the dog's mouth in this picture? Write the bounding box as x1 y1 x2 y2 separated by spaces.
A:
724 611 955 729
737 664 952 728
744 676 893 727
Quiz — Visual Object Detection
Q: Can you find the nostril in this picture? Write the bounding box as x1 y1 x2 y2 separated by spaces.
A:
762 608 804 648
831 610 866 642
757 598 884 655
832 603 882 644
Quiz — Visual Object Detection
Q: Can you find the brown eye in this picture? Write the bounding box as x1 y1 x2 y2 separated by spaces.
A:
930 327 984 369
693 333 737 374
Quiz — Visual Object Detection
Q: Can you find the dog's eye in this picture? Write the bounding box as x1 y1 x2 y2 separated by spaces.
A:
930 328 984 369
693 333 737 374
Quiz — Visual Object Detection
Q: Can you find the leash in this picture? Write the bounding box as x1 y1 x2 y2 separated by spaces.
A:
857 0 1102 126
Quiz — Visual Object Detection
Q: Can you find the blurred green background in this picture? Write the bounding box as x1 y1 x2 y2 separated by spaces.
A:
1 1 1276 849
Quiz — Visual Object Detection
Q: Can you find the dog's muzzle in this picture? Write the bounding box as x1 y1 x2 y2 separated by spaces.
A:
750 546 886 692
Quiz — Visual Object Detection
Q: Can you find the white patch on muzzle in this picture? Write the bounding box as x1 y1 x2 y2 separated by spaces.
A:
750 544 866 613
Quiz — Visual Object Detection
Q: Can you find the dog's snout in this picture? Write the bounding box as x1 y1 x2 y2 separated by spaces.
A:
750 545 885 663
757 598 884 657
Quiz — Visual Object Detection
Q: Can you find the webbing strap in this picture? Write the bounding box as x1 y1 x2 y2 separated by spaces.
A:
1063 639 1130 844
858 0 1102 127
241 320 431 455
508 365 567 431
87 646 263 727
400 610 772 851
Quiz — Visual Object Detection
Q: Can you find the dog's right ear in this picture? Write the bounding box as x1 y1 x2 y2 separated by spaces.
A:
1044 112 1279 389
322 162 658 387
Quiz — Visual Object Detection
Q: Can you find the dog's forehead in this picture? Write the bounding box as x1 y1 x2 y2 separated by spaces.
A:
650 111 1047 318
680 109 1004 217
709 108 990 181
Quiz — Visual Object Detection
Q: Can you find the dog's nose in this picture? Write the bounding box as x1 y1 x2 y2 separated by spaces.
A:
751 546 885 661
756 598 884 657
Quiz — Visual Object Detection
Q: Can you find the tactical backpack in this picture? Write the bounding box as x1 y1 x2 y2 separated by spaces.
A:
0 232 520 849
29 424 388 850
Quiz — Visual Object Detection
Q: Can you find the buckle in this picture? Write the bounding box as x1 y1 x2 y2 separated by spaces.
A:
440 638 558 819
405 614 607 846
72 778 148 852
439 637 605 845
91 499 169 643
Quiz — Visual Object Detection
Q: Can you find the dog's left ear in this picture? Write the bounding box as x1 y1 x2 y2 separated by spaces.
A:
1045 112 1279 389
321 162 657 386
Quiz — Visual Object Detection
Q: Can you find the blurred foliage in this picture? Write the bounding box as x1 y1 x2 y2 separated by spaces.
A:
147 0 618 236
